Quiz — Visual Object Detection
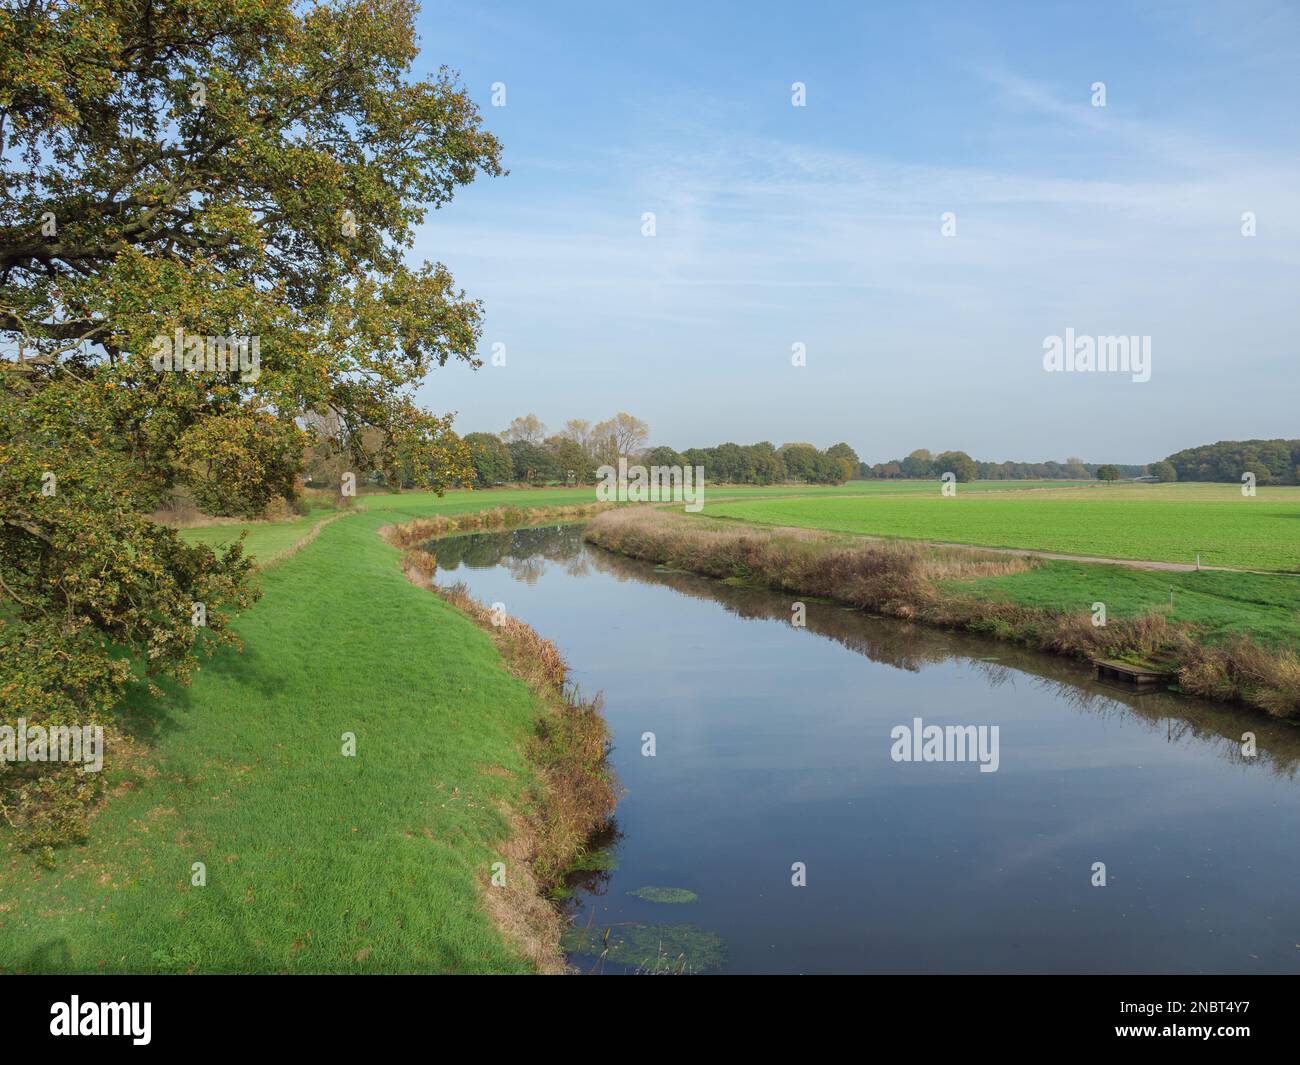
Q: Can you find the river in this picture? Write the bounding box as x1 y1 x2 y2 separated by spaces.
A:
430 523 1300 975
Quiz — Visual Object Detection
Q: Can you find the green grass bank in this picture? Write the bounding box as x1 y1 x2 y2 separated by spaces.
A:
0 488 613 973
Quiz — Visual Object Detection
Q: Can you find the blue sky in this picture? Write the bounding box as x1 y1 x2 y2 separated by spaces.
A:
410 0 1299 464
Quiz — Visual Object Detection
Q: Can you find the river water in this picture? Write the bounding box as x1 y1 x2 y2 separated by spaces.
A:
430 524 1300 974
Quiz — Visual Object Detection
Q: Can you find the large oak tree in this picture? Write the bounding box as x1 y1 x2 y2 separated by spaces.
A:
0 0 501 845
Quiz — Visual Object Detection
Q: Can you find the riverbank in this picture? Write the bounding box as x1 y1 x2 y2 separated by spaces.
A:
0 490 616 973
583 508 1300 720
382 507 619 970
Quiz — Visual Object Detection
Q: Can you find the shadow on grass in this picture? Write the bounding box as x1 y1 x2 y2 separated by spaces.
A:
111 633 286 745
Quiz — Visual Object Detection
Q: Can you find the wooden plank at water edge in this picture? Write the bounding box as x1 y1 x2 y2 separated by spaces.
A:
1092 658 1176 685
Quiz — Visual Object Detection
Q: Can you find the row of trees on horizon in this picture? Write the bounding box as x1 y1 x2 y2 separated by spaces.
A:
301 410 1297 492
864 450 1144 482
462 413 859 487
450 414 1153 489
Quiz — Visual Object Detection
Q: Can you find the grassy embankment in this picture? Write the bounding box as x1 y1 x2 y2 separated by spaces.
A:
584 500 1300 719
0 487 616 974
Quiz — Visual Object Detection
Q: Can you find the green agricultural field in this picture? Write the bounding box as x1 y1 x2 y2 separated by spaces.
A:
704 482 1300 573
703 478 1096 497
697 481 1300 646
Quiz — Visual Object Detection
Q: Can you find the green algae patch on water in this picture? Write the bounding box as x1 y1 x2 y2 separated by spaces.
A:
562 922 725 973
629 886 698 904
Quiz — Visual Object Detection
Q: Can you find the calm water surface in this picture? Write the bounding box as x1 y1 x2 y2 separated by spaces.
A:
431 524 1300 974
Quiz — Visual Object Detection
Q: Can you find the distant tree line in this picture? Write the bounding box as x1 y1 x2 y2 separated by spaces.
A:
459 414 860 486
457 423 1168 489
323 418 1161 492
861 449 1145 482
303 427 1300 492
676 441 858 485
1154 439 1300 485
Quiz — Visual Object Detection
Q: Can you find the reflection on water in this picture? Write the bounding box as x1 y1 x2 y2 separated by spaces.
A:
432 524 1300 974
432 523 595 584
